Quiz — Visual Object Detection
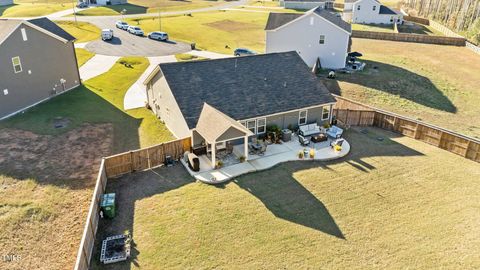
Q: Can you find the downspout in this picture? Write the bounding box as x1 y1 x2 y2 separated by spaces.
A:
71 41 82 85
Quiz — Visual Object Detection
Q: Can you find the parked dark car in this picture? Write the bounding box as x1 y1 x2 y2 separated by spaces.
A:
234 48 257 57
76 1 88 8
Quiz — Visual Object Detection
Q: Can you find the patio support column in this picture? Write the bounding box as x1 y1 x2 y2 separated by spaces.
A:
211 142 216 169
244 136 249 161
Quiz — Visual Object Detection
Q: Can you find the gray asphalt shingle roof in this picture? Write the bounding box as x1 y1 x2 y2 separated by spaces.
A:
265 13 303 30
28 17 76 41
379 5 398 15
158 52 336 129
265 8 351 33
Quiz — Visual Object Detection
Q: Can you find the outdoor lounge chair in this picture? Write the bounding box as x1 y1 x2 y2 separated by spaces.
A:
258 143 267 156
330 138 344 148
187 153 200 172
326 125 343 139
298 134 310 146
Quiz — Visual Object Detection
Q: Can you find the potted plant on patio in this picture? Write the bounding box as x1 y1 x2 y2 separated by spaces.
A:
298 150 304 159
309 148 315 159
215 160 224 169
239 155 246 163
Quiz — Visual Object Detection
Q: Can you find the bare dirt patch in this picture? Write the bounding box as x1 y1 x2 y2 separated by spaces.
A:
0 124 113 186
0 124 114 270
204 19 259 32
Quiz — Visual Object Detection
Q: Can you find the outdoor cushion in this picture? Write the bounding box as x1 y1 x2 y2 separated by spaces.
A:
299 124 321 136
326 126 343 138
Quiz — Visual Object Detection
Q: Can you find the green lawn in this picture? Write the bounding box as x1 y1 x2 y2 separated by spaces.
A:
127 10 270 54
397 23 444 36
0 2 70 17
56 21 100 43
74 0 231 16
323 38 480 139
0 56 173 152
75 48 95 67
95 127 480 269
352 23 395 33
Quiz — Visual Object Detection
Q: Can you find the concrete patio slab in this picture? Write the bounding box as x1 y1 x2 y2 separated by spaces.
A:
182 136 351 184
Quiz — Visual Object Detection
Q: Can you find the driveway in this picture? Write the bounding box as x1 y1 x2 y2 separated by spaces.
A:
79 54 120 81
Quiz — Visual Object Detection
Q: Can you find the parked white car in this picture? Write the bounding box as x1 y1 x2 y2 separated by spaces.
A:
115 21 129 30
148 31 169 41
101 29 114 41
127 26 144 36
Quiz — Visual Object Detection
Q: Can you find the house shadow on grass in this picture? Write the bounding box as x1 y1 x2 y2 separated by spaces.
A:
233 127 424 237
0 85 142 190
323 59 457 113
91 165 195 270
104 3 147 15
0 4 16 16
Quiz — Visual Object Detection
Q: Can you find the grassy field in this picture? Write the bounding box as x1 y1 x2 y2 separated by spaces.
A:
56 21 100 43
75 48 95 67
0 2 70 17
127 10 269 54
94 127 480 269
323 38 480 139
74 0 231 16
352 23 395 32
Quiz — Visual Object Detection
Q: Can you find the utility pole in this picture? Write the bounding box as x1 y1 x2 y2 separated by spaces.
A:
72 0 78 26
158 7 161 31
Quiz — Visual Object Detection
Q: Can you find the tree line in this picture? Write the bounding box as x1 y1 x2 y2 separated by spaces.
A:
405 0 480 44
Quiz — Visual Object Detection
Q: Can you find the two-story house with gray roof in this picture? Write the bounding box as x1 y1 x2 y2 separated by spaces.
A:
143 51 337 165
0 18 80 120
265 7 351 69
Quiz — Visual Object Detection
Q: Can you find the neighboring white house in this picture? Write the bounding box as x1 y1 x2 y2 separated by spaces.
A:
344 0 403 24
280 0 334 10
265 7 351 69
81 0 127 5
0 0 13 6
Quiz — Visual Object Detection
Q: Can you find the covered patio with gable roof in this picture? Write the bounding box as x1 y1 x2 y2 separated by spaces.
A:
191 103 254 169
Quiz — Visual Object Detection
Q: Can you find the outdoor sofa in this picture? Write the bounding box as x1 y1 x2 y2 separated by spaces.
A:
326 125 343 139
299 123 321 137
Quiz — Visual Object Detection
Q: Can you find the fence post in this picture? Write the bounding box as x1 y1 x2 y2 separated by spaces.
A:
129 151 134 172
358 111 363 126
345 109 349 125
437 131 445 148
147 148 151 169
464 140 471 157
413 123 420 139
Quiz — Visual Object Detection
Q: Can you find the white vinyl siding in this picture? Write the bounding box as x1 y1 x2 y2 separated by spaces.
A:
12 56 22 73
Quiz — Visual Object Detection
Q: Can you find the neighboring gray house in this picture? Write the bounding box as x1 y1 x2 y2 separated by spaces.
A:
280 0 334 10
81 0 127 5
143 52 336 166
0 0 13 6
265 7 351 69
0 18 80 120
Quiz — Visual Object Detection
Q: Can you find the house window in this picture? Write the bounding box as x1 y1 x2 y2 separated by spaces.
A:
21 28 28 41
247 120 256 134
322 106 330 120
12 57 22 73
372 5 376 11
299 110 307 125
319 35 325 44
257 118 266 134
357 5 361 10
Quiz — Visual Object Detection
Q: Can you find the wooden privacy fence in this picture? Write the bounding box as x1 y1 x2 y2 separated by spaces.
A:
104 137 191 178
351 30 466 46
74 137 191 270
403 15 430 25
74 159 107 270
332 96 480 163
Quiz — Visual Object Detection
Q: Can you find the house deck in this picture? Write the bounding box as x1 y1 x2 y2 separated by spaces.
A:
181 134 350 184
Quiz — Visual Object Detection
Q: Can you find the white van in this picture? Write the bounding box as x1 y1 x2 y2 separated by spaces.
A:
101 29 114 41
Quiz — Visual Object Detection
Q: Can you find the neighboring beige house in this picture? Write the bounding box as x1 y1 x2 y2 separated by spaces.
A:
265 7 351 69
343 0 403 24
0 18 80 119
0 0 13 6
279 0 334 10
143 52 337 167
